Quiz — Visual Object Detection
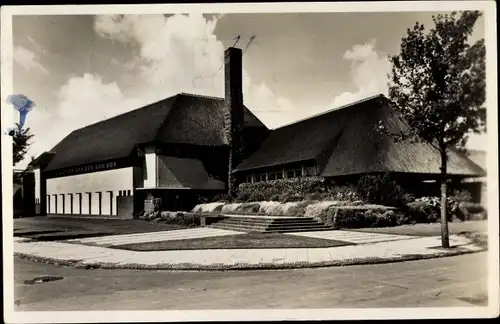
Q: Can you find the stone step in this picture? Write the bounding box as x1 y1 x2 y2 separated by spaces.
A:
210 224 331 233
211 221 330 231
209 214 331 233
209 224 267 233
219 214 316 221
263 227 332 233
266 223 330 229
216 217 320 224
216 219 327 226
215 220 319 227
216 218 274 224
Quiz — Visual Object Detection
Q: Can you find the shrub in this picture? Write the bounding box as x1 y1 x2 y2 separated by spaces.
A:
221 203 243 214
335 209 366 228
332 207 401 229
237 176 326 203
324 183 362 202
236 202 261 214
211 193 234 203
460 202 485 214
192 202 224 214
236 176 363 204
459 202 487 220
356 173 407 206
287 201 310 217
158 211 200 227
405 200 439 224
304 201 336 219
411 196 468 222
450 189 473 203
258 201 285 216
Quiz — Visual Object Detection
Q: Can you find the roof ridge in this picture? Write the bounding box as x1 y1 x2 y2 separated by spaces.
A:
71 94 180 133
272 94 385 130
179 92 224 101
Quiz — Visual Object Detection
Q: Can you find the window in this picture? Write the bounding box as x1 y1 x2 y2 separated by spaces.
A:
305 166 317 176
119 190 122 196
127 190 131 196
268 172 276 181
245 175 252 183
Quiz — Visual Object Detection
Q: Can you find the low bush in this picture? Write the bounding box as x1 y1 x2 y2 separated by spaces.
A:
258 201 286 216
322 206 401 229
192 202 224 214
304 201 337 219
356 173 408 206
404 200 439 224
134 210 160 221
220 203 243 214
158 211 200 227
237 176 363 204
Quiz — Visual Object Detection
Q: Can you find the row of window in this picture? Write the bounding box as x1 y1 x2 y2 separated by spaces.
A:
119 190 132 196
245 166 317 183
45 189 133 215
52 161 118 177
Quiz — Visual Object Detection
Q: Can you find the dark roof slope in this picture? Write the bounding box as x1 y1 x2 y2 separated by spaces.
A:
466 149 486 170
238 94 485 178
236 95 382 171
321 96 485 177
44 93 267 171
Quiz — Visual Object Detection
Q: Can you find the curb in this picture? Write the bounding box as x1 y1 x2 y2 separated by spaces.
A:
14 246 486 271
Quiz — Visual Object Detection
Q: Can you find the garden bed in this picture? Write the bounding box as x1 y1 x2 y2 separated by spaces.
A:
112 233 353 251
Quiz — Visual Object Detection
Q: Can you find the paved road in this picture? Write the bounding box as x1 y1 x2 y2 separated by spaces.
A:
13 252 488 311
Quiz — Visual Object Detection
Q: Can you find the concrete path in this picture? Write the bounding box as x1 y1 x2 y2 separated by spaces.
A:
289 230 416 244
67 227 244 246
14 234 484 270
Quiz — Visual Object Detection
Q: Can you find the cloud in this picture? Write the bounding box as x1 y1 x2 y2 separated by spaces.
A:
13 45 48 74
94 14 297 124
330 39 391 108
15 73 144 169
16 13 297 167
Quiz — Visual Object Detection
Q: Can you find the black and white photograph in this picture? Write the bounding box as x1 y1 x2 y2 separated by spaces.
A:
1 2 498 322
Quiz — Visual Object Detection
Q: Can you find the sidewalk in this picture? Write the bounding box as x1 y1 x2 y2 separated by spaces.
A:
14 231 485 270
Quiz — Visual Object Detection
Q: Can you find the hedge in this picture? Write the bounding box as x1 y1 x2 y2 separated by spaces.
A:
236 176 362 203
135 211 201 227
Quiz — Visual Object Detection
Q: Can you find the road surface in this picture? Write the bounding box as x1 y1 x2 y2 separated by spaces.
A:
13 252 488 311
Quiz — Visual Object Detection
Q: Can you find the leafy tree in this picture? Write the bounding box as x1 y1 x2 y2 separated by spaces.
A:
13 123 34 166
383 11 486 248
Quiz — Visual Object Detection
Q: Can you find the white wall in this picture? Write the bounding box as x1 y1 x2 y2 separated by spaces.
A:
102 192 112 215
34 168 41 202
73 194 81 214
46 167 134 216
144 149 157 188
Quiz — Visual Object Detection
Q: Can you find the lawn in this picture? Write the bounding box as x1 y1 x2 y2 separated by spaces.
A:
14 216 191 241
350 220 488 237
113 233 353 251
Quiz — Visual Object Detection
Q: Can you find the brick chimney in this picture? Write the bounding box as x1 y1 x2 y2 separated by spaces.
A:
224 47 244 196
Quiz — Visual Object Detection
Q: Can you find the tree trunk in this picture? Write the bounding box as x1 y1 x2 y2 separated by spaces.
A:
440 148 450 248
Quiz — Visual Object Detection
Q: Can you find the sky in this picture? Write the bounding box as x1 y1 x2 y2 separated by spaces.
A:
10 12 487 169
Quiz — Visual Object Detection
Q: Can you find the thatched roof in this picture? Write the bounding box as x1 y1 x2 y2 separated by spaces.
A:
43 93 267 171
238 94 485 178
466 150 486 170
155 156 225 190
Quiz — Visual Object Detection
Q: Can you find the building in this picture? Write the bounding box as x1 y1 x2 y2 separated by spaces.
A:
29 47 486 218
30 47 268 217
460 149 487 205
13 169 35 218
235 94 486 198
